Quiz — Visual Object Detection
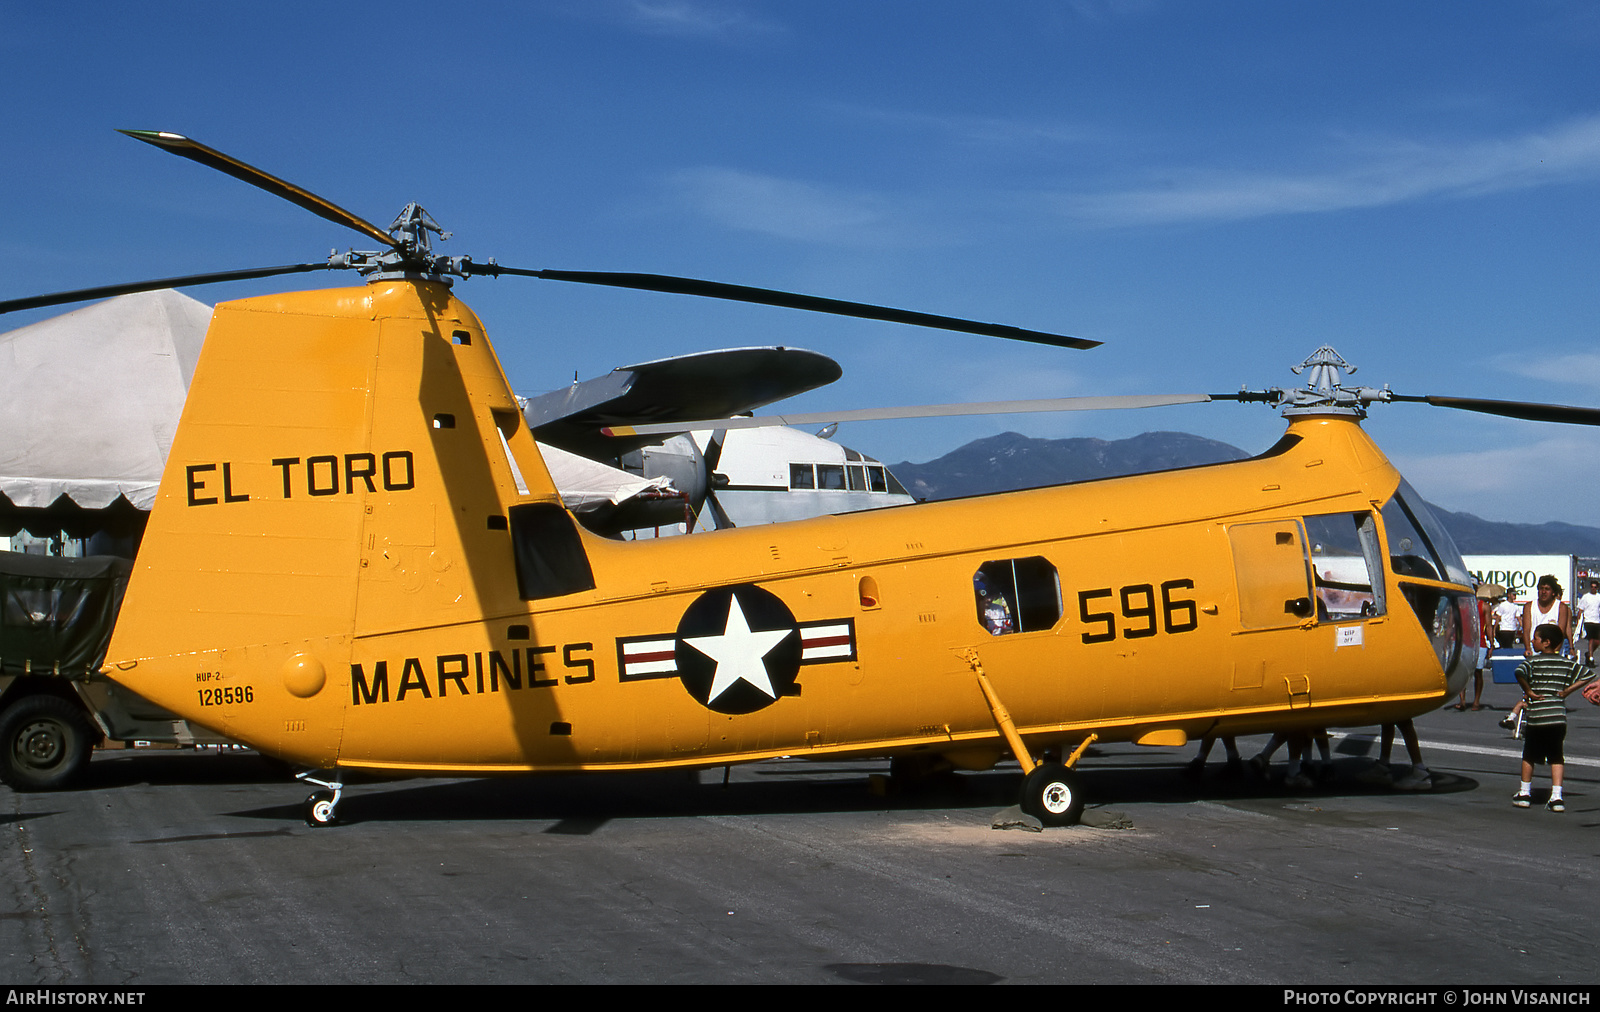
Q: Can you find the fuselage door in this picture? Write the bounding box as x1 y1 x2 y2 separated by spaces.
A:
1229 520 1314 630
1227 520 1314 707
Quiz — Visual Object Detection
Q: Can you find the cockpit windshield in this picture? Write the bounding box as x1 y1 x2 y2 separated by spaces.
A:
1381 479 1473 587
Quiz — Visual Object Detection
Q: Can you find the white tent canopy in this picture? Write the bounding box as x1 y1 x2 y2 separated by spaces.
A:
0 291 670 516
0 290 210 510
540 444 673 511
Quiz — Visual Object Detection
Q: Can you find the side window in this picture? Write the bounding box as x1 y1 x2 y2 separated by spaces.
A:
1305 511 1385 620
974 557 1063 636
789 464 816 490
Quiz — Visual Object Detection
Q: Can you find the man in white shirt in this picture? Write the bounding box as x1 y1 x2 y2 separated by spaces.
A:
1577 579 1600 668
1491 595 1521 653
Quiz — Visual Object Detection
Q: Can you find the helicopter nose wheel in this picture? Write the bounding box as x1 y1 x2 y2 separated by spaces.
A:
296 770 345 827
1020 762 1084 827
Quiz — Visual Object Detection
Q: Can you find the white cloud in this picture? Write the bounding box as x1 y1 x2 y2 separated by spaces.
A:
1390 432 1597 522
822 103 1095 149
1057 115 1600 226
1497 352 1600 391
670 115 1600 246
668 167 915 246
620 1 782 40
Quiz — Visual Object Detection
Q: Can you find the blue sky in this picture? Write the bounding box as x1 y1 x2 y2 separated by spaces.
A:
6 1 1600 524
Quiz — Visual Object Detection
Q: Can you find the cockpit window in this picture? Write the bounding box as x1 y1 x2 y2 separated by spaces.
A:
1382 479 1472 586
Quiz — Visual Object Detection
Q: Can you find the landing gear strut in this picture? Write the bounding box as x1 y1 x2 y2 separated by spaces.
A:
962 647 1094 828
297 770 344 827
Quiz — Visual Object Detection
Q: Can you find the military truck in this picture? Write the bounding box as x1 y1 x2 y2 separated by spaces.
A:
0 551 229 789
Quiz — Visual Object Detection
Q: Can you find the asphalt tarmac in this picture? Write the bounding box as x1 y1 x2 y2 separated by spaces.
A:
3 676 1597 985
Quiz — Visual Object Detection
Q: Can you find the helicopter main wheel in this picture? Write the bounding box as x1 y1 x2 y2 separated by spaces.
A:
304 790 339 827
1020 762 1084 827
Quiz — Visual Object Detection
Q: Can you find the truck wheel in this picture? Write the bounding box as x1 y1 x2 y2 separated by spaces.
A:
0 696 97 791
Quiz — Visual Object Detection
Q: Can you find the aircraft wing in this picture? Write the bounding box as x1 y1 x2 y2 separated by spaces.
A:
520 347 842 458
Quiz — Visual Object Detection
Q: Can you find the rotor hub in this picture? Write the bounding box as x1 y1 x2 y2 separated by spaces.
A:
1230 345 1396 419
331 203 473 284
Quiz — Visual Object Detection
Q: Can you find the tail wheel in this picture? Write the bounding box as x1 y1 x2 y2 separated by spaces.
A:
1021 762 1084 827
0 695 97 791
304 791 339 827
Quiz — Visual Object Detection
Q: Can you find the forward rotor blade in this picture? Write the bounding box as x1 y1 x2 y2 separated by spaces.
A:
120 130 397 248
1392 394 1600 426
0 263 335 316
467 265 1095 349
603 393 1209 438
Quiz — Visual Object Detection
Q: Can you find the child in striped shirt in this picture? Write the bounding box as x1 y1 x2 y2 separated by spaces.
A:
1512 623 1593 812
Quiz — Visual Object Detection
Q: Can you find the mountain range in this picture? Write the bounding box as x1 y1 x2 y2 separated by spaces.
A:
891 431 1600 557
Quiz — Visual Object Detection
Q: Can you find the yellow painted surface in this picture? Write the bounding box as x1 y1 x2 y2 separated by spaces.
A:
105 280 1473 776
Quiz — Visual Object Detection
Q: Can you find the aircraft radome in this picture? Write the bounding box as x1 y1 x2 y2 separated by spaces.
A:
10 132 1596 828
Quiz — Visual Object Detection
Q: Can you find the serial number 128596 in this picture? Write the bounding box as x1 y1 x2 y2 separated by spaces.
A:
197 686 254 706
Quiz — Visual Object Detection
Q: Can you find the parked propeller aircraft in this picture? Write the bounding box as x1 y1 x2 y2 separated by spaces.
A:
9 132 1598 828
520 347 914 535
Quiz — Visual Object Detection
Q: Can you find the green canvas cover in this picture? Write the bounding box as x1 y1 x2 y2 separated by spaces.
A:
0 553 132 678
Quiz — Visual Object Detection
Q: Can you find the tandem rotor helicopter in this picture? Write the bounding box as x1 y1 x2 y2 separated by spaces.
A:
8 131 1600 828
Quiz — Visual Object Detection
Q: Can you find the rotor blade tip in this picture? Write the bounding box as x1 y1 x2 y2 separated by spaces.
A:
119 129 188 145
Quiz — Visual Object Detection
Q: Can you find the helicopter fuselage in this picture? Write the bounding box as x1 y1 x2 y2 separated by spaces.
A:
104 280 1477 779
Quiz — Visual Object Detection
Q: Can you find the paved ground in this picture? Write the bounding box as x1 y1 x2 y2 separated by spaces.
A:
2 677 1597 985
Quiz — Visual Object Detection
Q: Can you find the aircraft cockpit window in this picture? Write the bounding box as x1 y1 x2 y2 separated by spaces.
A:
1384 479 1473 586
1381 493 1443 581
789 464 816 490
817 464 846 490
1305 512 1385 620
867 466 888 493
974 557 1062 636
846 465 867 491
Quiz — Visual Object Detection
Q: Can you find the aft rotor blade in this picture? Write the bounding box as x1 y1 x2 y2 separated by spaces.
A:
467 265 1096 350
0 263 335 316
603 393 1208 438
1392 394 1600 426
120 130 397 248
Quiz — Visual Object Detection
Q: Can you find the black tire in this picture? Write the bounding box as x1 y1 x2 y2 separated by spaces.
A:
1020 762 1084 827
0 695 97 791
304 791 339 827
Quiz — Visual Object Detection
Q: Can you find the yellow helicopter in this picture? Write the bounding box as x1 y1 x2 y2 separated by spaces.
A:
9 132 1593 828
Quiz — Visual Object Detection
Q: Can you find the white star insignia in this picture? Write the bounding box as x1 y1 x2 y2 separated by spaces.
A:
683 595 793 704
